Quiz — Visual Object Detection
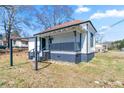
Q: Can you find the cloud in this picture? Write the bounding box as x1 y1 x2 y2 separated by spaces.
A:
97 26 110 35
75 5 90 13
90 9 124 19
99 26 110 31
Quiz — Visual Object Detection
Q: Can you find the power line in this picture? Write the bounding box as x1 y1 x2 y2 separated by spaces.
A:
97 19 124 43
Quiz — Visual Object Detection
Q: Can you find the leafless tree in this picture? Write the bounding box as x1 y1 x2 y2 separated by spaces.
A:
0 5 74 48
0 5 35 48
36 5 74 30
0 6 20 48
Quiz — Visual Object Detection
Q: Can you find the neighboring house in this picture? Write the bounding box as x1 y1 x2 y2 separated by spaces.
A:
28 20 97 63
0 40 4 46
10 34 28 48
95 43 108 53
121 48 124 51
12 39 28 48
0 34 4 46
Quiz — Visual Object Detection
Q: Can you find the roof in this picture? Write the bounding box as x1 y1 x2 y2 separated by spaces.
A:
35 20 97 35
20 39 28 42
11 34 20 40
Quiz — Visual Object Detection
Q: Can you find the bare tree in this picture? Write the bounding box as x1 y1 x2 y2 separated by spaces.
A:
0 5 74 48
0 5 35 48
36 5 74 30
0 6 20 48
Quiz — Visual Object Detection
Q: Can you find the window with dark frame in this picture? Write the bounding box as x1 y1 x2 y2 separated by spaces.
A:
90 33 94 47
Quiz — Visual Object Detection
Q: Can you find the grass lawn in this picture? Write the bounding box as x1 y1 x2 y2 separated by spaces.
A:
0 51 124 88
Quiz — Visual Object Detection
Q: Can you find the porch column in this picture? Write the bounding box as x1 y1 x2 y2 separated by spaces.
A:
73 31 77 52
39 37 42 51
35 36 38 70
79 33 82 51
10 39 13 66
48 36 51 59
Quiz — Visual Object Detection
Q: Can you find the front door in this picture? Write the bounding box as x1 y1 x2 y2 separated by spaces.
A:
42 38 46 50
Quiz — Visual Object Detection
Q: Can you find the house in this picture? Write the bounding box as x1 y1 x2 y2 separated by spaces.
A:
0 34 3 46
95 43 108 53
121 48 124 51
28 20 97 63
11 34 28 48
0 40 4 46
12 39 28 48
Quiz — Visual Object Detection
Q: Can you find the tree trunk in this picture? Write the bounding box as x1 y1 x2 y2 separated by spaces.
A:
7 32 10 48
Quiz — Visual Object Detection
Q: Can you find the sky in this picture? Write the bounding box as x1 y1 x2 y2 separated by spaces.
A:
73 5 124 42
0 5 124 42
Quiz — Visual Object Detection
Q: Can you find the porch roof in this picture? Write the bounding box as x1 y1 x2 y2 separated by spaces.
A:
34 20 97 36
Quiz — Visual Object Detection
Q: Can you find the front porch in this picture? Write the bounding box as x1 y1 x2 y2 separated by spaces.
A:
28 25 86 63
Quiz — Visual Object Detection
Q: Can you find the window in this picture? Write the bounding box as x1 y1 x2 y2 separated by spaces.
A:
90 33 94 47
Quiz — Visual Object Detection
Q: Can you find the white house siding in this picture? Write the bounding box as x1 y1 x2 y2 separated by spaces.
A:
52 31 80 44
80 23 96 54
81 32 87 53
45 37 49 50
28 37 41 51
0 40 3 45
13 40 28 48
15 40 21 47
28 38 35 51
87 23 96 53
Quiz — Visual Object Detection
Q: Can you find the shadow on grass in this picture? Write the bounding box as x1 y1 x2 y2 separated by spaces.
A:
14 62 29 66
38 62 52 70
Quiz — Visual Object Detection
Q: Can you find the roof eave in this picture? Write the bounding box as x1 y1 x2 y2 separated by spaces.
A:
34 20 97 36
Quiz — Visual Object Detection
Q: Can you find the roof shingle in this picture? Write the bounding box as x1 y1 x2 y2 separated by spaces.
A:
36 20 83 35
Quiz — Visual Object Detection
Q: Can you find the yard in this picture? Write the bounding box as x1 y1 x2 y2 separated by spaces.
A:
0 51 124 88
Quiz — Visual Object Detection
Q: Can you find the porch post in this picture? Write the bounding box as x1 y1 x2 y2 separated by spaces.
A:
48 36 51 59
35 36 38 70
39 37 42 51
73 31 77 52
10 39 13 66
79 33 82 51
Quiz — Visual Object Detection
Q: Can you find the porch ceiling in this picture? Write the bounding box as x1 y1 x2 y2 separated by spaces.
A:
37 25 85 37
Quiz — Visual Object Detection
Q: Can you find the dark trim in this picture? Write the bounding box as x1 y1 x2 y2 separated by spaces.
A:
79 33 82 51
73 31 77 52
50 52 95 63
80 52 95 62
34 20 97 36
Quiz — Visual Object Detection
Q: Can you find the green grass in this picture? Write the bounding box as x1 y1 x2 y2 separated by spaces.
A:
0 51 124 87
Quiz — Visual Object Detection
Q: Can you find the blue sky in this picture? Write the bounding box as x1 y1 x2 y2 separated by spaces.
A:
0 5 124 42
73 5 124 42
